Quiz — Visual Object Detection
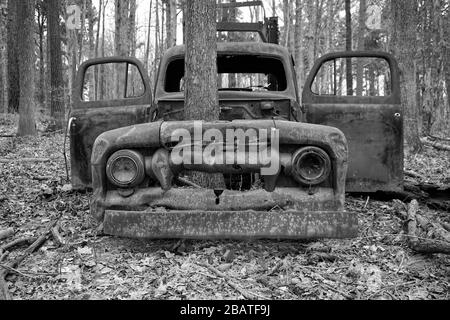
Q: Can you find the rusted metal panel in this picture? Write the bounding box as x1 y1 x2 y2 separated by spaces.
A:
103 187 343 213
91 120 347 230
70 106 149 189
103 210 358 240
303 51 404 193
70 57 152 189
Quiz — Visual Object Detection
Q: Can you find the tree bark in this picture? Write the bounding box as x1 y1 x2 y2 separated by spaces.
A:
47 0 65 129
345 0 353 96
145 0 153 71
6 0 19 114
17 0 37 137
0 0 7 113
356 0 366 96
185 0 219 121
390 0 422 152
294 0 304 92
165 0 177 49
184 0 224 190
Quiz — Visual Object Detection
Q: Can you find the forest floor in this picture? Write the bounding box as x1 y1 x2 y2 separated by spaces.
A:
0 114 449 300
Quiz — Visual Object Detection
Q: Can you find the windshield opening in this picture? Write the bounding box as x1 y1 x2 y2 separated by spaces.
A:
164 55 287 93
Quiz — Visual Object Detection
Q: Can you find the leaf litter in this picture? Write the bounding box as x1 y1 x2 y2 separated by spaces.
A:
0 116 449 300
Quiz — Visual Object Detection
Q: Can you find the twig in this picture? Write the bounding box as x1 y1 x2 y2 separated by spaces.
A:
0 252 8 263
0 237 38 253
198 262 266 300
0 218 59 300
363 196 370 210
322 283 353 300
0 264 34 279
266 260 283 276
51 225 66 247
420 137 450 151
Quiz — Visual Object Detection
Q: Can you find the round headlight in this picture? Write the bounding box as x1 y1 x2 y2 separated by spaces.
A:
291 147 331 186
106 150 145 188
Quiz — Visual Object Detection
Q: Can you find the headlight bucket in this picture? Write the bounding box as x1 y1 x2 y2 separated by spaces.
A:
106 150 145 188
291 147 331 186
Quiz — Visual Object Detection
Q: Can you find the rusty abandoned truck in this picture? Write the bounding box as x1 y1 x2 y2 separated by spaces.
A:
68 8 403 240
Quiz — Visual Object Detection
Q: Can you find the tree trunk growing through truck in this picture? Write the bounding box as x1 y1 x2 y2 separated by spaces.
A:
17 0 37 137
184 0 224 190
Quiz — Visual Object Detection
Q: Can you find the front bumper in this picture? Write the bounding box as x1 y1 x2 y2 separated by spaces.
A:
103 209 358 240
96 187 357 239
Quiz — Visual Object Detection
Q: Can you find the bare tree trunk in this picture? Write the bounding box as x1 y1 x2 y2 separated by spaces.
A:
129 0 137 57
165 0 177 49
390 0 422 152
185 0 223 189
7 0 19 113
17 0 37 137
356 0 366 96
345 0 353 96
79 0 87 64
228 0 237 87
115 0 130 57
294 0 304 92
154 0 160 80
444 6 450 115
94 0 102 99
145 0 153 71
47 0 65 129
37 2 47 108
0 0 7 113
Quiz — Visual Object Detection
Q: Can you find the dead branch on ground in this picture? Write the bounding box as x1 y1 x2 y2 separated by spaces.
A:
198 262 265 300
406 200 450 255
420 137 450 151
0 219 59 300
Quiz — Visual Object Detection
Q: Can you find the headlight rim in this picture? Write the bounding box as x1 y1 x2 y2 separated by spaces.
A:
106 150 145 188
291 146 331 186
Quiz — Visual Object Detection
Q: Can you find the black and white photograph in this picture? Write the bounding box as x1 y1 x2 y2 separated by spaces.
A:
0 0 449 307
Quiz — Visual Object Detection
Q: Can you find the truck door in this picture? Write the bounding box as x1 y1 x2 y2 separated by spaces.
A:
302 52 403 193
70 57 152 190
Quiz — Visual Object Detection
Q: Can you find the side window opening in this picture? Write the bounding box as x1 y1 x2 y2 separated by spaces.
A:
312 57 392 97
82 62 145 101
164 55 288 93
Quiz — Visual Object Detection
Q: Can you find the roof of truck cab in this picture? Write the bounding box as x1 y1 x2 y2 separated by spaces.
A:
163 42 292 60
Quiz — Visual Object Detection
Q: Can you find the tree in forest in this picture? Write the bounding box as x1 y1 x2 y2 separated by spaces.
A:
390 0 422 152
114 0 136 57
184 0 224 189
164 0 178 49
356 0 366 96
47 0 65 129
114 0 137 94
345 0 353 96
17 0 37 136
294 0 304 92
7 0 19 114
0 0 7 113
